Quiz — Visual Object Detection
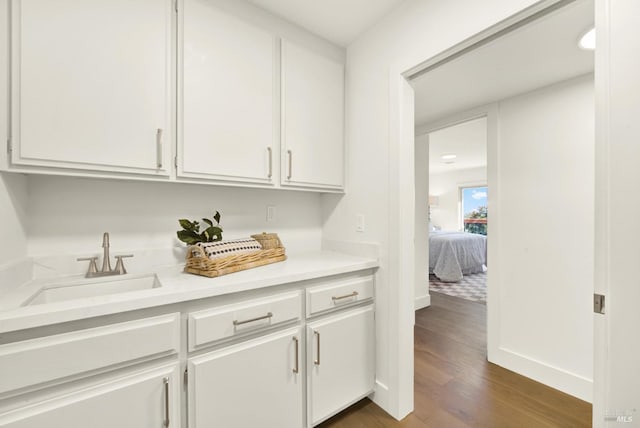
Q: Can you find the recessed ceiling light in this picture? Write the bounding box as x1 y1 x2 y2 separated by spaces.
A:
579 27 595 50
441 154 457 161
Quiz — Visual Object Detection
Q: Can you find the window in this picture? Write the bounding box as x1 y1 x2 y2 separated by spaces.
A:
461 186 487 235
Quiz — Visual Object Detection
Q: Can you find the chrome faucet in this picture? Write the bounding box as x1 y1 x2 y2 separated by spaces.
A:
77 232 133 278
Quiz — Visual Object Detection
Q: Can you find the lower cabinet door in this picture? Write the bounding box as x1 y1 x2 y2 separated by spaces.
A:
0 363 180 428
188 326 304 428
307 305 375 426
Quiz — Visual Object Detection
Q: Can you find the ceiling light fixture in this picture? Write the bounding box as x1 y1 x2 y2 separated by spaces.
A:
578 27 595 50
441 154 457 161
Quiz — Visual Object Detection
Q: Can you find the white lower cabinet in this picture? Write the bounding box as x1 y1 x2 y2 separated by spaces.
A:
0 272 375 428
188 326 304 428
307 305 375 426
0 363 181 428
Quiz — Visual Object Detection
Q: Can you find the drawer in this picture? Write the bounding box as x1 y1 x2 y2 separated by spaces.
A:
306 276 374 317
0 313 180 395
188 290 301 351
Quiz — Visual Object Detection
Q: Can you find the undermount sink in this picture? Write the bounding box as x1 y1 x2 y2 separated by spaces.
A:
23 274 162 306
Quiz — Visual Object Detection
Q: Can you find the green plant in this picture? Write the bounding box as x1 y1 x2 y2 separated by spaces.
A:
177 211 223 245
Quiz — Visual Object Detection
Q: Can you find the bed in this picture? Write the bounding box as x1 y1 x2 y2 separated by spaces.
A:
429 231 487 282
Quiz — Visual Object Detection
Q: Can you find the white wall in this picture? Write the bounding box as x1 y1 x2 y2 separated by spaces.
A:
414 134 429 309
26 175 323 258
494 74 594 400
0 173 28 265
321 0 541 417
429 166 487 231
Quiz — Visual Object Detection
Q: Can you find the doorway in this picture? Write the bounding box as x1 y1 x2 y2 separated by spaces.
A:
403 0 595 414
424 117 488 303
415 115 490 307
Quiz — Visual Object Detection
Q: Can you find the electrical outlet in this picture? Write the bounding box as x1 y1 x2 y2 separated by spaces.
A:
266 206 276 222
356 214 365 232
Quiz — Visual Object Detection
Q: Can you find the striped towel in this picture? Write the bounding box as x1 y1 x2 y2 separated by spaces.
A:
195 238 262 260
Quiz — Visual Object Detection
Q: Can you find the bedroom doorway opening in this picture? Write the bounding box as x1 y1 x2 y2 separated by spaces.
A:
416 116 489 305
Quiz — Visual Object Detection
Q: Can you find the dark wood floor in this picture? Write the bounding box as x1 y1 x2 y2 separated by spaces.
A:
319 292 592 427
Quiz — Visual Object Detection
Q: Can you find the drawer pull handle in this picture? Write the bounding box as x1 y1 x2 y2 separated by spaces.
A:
157 128 163 169
293 336 299 373
163 377 170 427
332 291 359 302
233 312 273 326
314 331 320 366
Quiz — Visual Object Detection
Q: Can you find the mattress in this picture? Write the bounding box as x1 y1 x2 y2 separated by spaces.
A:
429 231 487 282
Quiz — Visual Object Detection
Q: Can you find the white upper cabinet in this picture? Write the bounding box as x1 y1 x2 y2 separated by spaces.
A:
3 1 346 191
179 0 277 184
10 0 173 176
281 40 345 190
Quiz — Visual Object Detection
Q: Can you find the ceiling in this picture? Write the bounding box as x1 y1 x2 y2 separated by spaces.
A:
246 0 405 46
428 118 487 175
413 0 594 127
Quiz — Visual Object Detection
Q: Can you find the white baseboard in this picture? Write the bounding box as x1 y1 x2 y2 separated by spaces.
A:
491 346 593 403
370 379 390 414
415 293 431 310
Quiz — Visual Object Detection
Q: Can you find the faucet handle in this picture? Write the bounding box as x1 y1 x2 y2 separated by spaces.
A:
114 254 134 275
77 257 99 277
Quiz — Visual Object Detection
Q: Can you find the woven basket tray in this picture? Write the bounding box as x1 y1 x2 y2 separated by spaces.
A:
184 244 287 278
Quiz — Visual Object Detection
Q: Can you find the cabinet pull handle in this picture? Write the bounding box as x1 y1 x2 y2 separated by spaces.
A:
163 377 170 427
156 128 163 169
332 291 359 302
267 147 273 179
293 336 299 374
287 150 292 180
233 312 273 326
313 331 320 366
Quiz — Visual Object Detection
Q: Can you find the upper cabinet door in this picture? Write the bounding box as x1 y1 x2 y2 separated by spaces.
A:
179 0 277 184
10 0 173 176
281 40 344 191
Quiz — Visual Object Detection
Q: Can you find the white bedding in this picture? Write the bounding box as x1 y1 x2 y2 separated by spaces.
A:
429 231 487 282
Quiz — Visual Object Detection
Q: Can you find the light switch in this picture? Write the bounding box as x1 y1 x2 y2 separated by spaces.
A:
267 206 276 222
356 214 365 232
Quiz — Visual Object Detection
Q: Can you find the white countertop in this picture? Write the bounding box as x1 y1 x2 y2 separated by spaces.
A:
0 251 377 334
